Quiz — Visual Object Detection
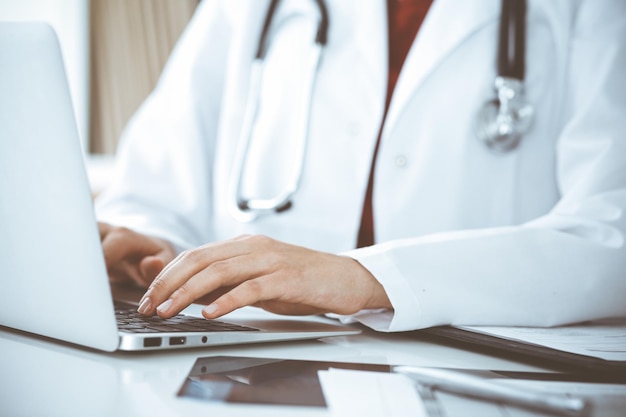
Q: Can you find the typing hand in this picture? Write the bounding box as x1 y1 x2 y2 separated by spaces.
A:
136 234 392 319
98 222 176 289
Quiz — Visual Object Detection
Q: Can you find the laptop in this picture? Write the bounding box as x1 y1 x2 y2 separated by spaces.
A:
0 22 360 352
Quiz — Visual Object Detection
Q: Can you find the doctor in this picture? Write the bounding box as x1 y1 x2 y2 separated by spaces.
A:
96 0 626 332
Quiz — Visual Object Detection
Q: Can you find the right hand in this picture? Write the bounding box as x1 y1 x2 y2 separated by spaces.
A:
98 222 176 289
137 234 392 320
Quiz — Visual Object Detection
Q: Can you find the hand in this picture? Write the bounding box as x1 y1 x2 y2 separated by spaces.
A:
98 222 177 288
137 234 392 319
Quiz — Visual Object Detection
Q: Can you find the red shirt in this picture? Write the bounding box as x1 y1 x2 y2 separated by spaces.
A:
357 0 433 248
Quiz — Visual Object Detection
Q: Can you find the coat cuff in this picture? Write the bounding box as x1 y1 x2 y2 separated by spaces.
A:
339 246 423 332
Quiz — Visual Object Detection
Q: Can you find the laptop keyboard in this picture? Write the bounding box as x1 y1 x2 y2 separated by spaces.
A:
114 302 259 333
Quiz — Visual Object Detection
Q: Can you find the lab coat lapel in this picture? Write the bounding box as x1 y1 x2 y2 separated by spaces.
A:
348 0 388 121
384 0 500 132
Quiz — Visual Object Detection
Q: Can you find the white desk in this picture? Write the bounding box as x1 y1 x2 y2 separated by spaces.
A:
0 307 618 417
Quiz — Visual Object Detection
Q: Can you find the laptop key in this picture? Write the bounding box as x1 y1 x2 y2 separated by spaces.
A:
120 328 161 334
145 324 188 332
118 324 145 330
130 328 161 333
115 302 259 333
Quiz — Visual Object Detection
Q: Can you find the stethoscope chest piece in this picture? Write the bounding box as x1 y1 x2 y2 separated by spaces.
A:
476 76 534 153
476 0 533 153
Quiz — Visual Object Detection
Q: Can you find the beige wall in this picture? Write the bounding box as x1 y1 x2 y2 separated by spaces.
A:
89 0 199 154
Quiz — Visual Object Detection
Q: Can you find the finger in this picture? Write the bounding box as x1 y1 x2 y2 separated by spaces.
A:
152 236 252 288
101 227 172 288
194 286 235 306
201 274 283 319
100 227 139 267
254 300 323 316
154 252 267 318
108 258 147 288
98 222 111 239
141 239 255 315
139 256 166 283
125 262 150 288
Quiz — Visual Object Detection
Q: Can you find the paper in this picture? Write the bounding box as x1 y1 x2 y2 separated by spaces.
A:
318 368 428 417
458 320 626 361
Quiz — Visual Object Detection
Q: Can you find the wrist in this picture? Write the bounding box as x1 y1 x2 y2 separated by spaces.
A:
347 257 392 311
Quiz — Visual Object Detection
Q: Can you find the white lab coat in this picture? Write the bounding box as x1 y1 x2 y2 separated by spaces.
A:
96 0 626 331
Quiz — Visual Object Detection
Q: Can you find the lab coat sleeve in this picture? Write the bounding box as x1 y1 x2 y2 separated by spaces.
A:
95 1 231 251
342 1 626 332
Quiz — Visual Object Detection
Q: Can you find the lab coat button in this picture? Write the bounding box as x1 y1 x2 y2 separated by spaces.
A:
394 155 407 167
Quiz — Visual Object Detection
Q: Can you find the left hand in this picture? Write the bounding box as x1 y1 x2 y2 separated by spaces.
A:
137 234 392 319
98 222 176 289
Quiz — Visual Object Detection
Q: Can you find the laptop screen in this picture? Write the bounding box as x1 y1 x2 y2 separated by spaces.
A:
0 22 120 351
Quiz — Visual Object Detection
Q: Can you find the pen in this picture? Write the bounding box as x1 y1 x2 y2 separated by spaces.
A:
393 366 591 417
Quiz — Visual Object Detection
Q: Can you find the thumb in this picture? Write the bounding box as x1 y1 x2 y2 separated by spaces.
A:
139 256 166 285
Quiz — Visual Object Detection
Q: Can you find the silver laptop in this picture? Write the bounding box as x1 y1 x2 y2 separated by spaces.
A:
0 22 360 352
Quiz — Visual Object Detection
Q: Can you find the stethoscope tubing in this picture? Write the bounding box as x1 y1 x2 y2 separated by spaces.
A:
498 0 526 80
229 0 329 222
257 0 329 59
231 0 533 221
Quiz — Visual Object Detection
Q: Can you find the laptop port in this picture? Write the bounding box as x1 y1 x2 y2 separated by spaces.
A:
169 336 186 346
143 337 162 348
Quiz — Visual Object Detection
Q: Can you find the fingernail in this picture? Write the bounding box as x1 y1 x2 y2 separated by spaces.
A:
137 297 152 315
203 303 218 316
156 299 173 314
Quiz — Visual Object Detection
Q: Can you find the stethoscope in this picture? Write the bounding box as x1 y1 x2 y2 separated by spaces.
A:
230 0 533 221
475 0 534 153
229 0 329 222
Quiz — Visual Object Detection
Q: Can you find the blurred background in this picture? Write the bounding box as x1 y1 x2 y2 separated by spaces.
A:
0 0 200 193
